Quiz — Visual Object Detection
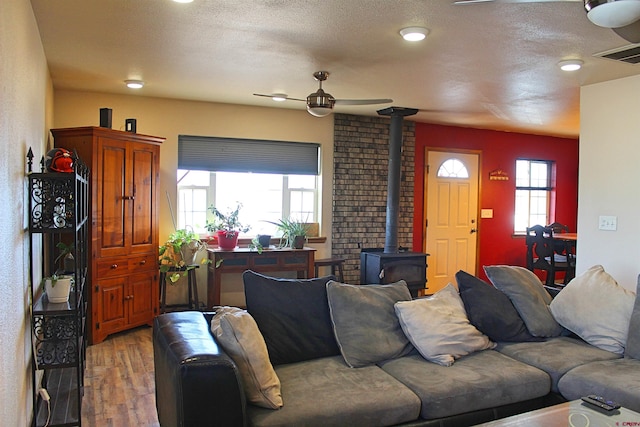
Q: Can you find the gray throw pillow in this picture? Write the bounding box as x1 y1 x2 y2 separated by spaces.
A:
326 280 414 368
484 265 563 337
550 265 635 355
625 276 640 359
395 283 495 366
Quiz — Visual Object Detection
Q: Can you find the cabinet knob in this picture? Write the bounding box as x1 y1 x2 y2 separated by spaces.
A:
140 260 146 265
111 264 118 269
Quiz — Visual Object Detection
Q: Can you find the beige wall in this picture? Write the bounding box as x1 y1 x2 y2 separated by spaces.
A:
578 74 640 291
0 0 53 424
53 91 334 304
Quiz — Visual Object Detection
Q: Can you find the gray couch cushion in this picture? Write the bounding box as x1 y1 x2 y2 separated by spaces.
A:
558 358 640 413
625 277 640 359
496 336 621 392
247 356 421 427
326 281 414 368
484 265 563 337
378 350 550 420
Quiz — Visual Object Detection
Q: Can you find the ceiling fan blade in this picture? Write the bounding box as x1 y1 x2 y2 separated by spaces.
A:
334 98 393 106
252 93 306 102
612 20 640 43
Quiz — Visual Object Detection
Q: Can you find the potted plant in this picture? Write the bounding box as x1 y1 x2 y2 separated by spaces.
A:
248 237 265 254
268 218 310 249
55 241 75 274
42 274 74 303
205 203 251 250
159 227 208 283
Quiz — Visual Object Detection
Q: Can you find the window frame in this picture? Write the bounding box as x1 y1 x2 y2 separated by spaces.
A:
514 159 554 234
177 170 319 237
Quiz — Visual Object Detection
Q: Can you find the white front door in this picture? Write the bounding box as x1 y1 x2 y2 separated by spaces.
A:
425 150 479 293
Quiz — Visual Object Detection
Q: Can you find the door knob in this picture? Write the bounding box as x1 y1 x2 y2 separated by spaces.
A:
470 228 478 234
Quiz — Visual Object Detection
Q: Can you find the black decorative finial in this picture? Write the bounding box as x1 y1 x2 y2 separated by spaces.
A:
27 147 34 173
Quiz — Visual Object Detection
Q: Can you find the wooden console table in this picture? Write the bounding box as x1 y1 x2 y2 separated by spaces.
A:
206 247 316 308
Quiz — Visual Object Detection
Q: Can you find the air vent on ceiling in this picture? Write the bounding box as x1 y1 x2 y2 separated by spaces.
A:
594 44 640 64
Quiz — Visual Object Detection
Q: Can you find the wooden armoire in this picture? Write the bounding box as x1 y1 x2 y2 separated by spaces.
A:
52 127 164 344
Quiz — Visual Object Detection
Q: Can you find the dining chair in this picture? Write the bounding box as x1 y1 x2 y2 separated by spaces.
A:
525 224 571 287
546 222 577 284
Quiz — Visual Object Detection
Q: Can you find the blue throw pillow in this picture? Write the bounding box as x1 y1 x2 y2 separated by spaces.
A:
243 270 340 365
456 270 541 342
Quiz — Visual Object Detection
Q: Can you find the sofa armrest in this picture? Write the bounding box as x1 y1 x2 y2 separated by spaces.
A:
153 311 246 427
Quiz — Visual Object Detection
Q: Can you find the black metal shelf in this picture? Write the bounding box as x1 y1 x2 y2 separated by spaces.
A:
28 150 89 427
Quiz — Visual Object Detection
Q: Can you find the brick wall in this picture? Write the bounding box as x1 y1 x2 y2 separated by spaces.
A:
332 113 416 284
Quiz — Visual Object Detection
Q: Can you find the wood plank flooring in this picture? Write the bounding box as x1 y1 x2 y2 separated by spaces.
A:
82 326 160 426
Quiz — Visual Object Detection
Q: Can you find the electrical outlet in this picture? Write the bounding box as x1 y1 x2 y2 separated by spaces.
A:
599 215 617 231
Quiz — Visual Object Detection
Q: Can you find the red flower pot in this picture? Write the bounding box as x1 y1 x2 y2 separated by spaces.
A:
216 230 239 250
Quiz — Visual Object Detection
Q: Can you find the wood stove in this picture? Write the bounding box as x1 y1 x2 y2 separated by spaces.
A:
360 249 428 297
359 107 429 297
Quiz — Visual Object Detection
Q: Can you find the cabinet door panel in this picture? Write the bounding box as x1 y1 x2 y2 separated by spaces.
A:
129 144 158 254
99 139 129 257
95 277 127 340
127 271 156 326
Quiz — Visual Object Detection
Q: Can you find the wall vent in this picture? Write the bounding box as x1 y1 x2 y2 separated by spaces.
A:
594 44 640 64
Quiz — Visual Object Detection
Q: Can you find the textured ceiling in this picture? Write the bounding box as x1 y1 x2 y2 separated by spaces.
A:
31 0 640 138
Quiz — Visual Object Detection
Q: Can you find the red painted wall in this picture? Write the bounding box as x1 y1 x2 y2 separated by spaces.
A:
413 123 579 281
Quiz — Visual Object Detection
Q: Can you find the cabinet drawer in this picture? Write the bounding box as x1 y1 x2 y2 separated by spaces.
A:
96 257 130 279
129 254 156 273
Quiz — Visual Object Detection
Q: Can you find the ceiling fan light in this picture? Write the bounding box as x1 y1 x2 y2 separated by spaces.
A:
271 94 287 102
125 79 144 89
307 105 333 117
399 27 429 42
558 59 583 71
306 90 335 117
585 0 640 28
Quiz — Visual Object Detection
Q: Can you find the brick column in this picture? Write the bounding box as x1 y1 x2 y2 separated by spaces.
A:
332 114 416 284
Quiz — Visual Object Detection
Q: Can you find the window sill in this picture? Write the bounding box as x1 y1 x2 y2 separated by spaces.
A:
201 235 326 248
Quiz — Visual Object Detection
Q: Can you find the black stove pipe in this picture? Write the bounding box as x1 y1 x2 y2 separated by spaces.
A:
377 107 418 253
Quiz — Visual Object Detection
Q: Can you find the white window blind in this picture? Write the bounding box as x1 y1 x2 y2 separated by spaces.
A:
178 135 321 175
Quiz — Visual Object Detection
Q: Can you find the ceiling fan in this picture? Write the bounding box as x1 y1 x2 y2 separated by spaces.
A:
454 0 640 43
253 71 393 117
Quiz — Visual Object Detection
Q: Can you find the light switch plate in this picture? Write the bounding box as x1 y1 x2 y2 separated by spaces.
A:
599 215 617 231
481 209 493 219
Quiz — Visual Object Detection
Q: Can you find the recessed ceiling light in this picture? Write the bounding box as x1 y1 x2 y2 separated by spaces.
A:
271 94 287 102
399 27 429 42
125 80 144 89
558 59 583 72
172 0 194 3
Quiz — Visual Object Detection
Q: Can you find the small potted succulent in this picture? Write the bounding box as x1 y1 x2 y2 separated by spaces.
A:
205 203 251 250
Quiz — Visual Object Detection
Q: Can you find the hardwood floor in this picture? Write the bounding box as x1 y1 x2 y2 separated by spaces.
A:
82 326 160 426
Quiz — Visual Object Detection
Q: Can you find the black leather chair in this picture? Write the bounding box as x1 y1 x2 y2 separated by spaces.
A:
525 225 571 287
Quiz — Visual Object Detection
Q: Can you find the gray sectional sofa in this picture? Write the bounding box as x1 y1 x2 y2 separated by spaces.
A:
153 266 640 427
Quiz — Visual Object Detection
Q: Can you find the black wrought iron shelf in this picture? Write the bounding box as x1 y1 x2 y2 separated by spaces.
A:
28 149 89 427
34 368 81 427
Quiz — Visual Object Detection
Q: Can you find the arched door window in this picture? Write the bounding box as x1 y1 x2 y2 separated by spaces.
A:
436 158 469 178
